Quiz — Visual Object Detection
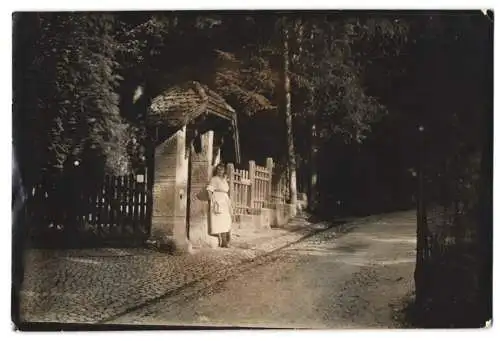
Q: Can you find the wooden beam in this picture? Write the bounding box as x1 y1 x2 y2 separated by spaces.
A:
232 114 241 164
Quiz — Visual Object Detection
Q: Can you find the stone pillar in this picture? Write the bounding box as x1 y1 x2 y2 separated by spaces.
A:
173 127 191 252
266 157 274 205
188 131 219 248
150 127 191 253
248 160 256 212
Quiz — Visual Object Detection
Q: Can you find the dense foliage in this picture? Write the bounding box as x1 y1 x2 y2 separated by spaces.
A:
14 14 141 183
14 13 406 181
13 11 490 212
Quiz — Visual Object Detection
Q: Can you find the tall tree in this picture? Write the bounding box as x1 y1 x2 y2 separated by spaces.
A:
281 18 298 210
284 15 407 211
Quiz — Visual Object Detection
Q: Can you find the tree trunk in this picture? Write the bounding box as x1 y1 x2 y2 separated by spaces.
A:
281 18 297 214
309 120 318 212
414 127 427 308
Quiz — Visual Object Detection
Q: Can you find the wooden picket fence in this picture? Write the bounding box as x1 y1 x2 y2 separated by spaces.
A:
85 173 150 235
227 158 289 215
25 170 152 244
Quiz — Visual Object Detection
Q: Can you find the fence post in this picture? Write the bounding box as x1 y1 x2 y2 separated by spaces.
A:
266 157 273 206
227 163 235 197
248 160 256 209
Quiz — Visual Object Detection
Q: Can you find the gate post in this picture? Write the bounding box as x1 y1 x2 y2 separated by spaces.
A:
266 157 274 206
227 163 235 197
150 127 191 253
248 160 256 210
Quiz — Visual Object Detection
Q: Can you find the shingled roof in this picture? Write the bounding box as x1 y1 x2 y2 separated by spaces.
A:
148 81 236 127
148 81 240 163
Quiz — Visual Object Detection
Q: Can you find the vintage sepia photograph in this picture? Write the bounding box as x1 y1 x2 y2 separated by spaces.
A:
11 9 493 330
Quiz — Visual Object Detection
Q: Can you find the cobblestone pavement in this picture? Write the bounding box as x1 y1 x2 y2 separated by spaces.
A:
18 214 382 324
108 210 417 328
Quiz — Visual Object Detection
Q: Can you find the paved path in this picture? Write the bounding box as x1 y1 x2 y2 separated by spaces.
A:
108 211 417 328
19 214 382 324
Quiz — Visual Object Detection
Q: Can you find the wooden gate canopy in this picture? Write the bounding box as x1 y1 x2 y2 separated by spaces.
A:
147 81 241 163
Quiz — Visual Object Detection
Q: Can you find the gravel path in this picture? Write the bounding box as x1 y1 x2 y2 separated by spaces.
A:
108 211 417 328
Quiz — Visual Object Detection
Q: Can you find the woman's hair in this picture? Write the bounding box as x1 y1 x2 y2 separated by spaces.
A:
213 163 226 176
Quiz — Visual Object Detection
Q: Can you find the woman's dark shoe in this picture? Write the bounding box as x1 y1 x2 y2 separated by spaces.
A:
221 232 230 248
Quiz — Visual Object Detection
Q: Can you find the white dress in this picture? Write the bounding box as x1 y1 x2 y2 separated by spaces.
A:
206 176 233 234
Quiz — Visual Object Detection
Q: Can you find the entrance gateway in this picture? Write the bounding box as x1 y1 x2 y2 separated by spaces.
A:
147 81 240 251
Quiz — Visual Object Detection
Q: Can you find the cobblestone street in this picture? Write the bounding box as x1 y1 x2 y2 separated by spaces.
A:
18 212 412 327
18 214 379 324
108 210 417 328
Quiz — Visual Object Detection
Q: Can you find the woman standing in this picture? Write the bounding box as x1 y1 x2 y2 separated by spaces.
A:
207 163 233 248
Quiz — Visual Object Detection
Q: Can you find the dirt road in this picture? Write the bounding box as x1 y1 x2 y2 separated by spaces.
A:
109 211 417 328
